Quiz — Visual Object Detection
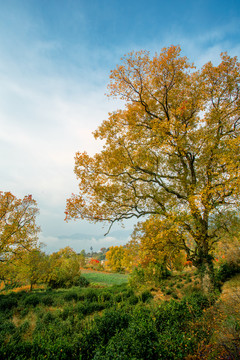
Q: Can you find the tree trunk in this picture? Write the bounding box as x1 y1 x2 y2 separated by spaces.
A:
199 259 215 294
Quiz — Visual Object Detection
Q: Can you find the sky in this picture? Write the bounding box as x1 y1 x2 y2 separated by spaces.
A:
0 0 240 253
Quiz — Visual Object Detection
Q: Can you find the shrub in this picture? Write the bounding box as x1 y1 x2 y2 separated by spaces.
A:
114 293 123 303
129 263 171 288
98 291 112 303
74 275 90 287
20 308 29 318
94 309 158 360
76 301 105 316
64 291 78 302
140 290 153 303
216 261 240 283
41 295 54 306
0 319 16 336
0 296 18 312
128 295 139 305
42 311 56 324
23 294 40 307
85 289 98 302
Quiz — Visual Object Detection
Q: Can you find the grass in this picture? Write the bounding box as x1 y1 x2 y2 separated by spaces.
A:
81 269 129 286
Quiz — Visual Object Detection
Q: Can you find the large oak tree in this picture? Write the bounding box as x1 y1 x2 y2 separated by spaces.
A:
66 46 240 291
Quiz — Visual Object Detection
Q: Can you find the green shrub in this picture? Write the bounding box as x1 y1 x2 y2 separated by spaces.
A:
42 311 56 324
41 295 54 306
172 292 178 299
128 295 139 305
74 275 90 287
114 293 123 302
94 309 130 344
23 294 40 307
216 261 240 283
85 289 98 302
140 290 153 303
63 291 78 302
76 301 105 316
129 263 171 288
94 309 158 360
0 296 18 312
0 319 16 336
20 307 29 318
98 291 112 303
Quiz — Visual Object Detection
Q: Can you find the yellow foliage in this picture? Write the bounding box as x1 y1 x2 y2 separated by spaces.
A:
66 46 240 283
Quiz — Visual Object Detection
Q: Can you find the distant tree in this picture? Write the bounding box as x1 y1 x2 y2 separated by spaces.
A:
66 46 240 292
80 249 86 257
106 246 127 272
78 253 86 268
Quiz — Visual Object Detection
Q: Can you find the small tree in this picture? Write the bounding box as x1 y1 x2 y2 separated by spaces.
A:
105 246 126 272
47 247 81 288
17 249 48 291
0 192 40 261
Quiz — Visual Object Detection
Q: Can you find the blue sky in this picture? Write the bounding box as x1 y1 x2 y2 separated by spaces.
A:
0 0 239 253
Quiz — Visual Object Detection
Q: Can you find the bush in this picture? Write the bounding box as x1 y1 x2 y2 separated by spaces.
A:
42 311 56 324
94 309 159 360
64 291 78 302
128 295 139 305
98 291 112 303
0 296 18 312
85 289 98 302
216 261 240 283
74 275 90 287
76 301 105 316
129 263 171 288
41 295 54 306
140 290 153 303
0 319 16 336
23 294 40 307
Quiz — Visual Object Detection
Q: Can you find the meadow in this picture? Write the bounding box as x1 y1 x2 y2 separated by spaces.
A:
81 269 129 286
0 268 239 360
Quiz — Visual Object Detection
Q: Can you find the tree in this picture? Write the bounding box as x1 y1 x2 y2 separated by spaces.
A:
0 192 40 262
65 46 240 291
47 246 81 288
16 249 48 291
105 246 126 272
130 216 186 271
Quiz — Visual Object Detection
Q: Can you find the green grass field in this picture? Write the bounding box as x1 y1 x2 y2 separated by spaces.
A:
81 269 129 286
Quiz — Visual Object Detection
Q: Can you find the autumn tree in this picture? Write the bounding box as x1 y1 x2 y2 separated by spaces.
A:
17 249 48 291
47 246 82 288
66 46 240 291
130 216 186 271
105 246 126 272
0 192 40 262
